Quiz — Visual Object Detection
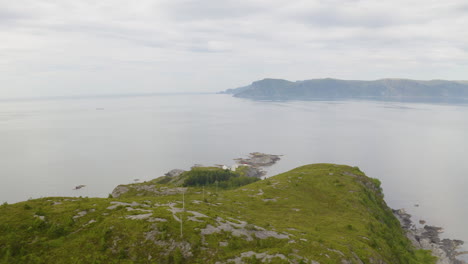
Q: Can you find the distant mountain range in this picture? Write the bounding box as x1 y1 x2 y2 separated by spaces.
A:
222 78 468 102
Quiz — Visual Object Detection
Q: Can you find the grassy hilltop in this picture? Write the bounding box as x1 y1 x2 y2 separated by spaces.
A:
0 164 436 264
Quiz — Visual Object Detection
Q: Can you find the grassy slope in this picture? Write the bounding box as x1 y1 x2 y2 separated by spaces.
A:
113 166 258 198
0 164 436 264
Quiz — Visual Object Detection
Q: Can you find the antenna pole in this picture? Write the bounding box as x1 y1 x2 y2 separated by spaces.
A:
180 189 185 238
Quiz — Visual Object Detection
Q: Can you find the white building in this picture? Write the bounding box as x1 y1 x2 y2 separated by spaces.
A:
230 164 239 171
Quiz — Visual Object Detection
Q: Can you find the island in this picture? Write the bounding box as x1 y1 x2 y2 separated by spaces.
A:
0 162 464 263
221 78 468 102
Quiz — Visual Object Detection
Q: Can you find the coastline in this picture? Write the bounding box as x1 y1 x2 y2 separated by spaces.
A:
393 209 467 264
113 151 468 264
0 161 465 263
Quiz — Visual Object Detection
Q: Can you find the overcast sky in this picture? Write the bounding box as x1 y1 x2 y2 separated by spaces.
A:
1 0 468 98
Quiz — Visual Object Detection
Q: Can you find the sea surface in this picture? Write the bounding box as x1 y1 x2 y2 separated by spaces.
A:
1 94 467 257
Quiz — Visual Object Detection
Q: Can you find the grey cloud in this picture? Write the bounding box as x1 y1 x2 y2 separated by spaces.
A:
3 17 172 50
0 0 467 98
52 23 169 48
457 4 468 12
188 43 231 53
0 7 33 25
162 0 266 21
0 9 19 20
188 47 225 53
291 6 419 28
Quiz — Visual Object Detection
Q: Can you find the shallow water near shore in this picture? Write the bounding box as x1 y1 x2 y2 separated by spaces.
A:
1 93 467 260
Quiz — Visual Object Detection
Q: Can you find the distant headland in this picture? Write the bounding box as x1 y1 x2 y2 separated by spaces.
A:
221 78 468 102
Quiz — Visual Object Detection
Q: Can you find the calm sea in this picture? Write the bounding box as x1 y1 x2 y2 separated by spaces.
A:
1 94 467 257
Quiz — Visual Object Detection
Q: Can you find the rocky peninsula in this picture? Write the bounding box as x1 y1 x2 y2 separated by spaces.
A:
0 158 465 263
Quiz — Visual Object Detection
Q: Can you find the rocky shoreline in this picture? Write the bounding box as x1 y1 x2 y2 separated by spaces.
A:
112 152 466 263
393 209 467 264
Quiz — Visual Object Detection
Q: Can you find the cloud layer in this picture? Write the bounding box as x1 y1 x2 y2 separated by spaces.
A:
1 0 467 97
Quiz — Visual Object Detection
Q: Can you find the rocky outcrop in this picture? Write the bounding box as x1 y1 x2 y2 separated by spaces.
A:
200 217 290 242
242 166 265 178
234 152 281 167
111 169 186 198
393 209 466 264
111 185 129 198
165 169 185 177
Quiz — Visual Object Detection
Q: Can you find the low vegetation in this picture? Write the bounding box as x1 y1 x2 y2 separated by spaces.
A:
182 167 260 189
0 164 436 263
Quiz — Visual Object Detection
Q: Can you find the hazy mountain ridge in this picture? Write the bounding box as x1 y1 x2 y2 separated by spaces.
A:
225 78 468 101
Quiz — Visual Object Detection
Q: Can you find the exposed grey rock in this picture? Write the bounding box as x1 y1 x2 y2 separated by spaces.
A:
328 248 345 257
111 185 129 198
393 209 466 264
111 184 187 198
125 213 153 220
73 210 88 219
188 211 208 218
133 184 158 193
144 226 193 258
166 202 184 222
243 166 266 178
254 230 289 239
84 219 96 226
165 169 185 177
126 207 152 212
235 152 281 167
147 217 167 222
159 187 187 195
201 217 289 241
216 251 288 264
107 201 143 210
34 214 45 221
187 211 208 223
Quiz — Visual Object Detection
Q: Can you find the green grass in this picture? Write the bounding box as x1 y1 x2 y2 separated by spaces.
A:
0 164 436 263
113 166 259 199
181 167 260 189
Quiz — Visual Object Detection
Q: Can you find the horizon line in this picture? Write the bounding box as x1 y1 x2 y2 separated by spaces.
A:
0 91 215 103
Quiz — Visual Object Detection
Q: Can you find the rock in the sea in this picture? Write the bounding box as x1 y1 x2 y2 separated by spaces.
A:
234 152 281 167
